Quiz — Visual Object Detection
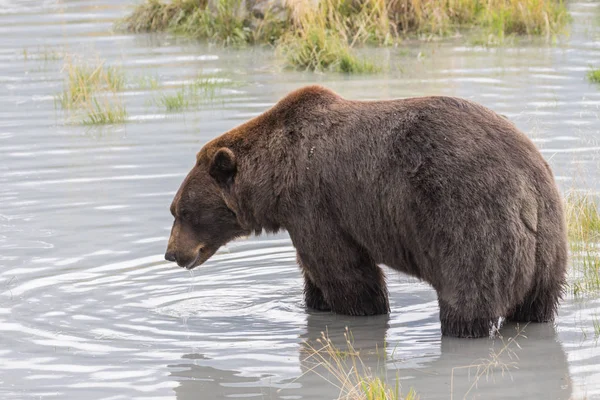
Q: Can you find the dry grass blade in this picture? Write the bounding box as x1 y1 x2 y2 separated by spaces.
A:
565 192 600 295
57 56 128 125
450 324 528 400
295 327 418 400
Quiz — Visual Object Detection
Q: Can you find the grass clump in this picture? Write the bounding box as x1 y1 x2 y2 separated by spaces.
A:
388 0 569 38
121 0 286 45
122 0 569 41
587 67 600 84
121 0 570 71
160 90 188 111
279 0 385 72
138 75 161 90
57 57 128 125
301 328 417 400
83 98 128 125
565 192 600 295
156 76 225 112
120 0 203 33
279 28 378 73
58 58 126 110
174 0 250 46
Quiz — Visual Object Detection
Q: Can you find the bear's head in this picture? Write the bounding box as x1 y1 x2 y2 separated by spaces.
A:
164 147 249 269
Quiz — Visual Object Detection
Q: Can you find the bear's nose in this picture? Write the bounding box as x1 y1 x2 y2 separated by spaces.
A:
164 250 177 263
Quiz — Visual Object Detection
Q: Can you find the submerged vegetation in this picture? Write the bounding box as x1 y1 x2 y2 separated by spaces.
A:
302 329 418 400
56 55 231 124
82 98 128 125
566 192 600 295
156 76 225 111
120 0 570 72
57 57 128 125
587 67 600 84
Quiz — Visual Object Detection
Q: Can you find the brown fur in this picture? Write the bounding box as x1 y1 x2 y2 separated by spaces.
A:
165 85 568 338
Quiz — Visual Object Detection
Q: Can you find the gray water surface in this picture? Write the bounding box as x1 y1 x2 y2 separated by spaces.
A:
1 1 600 399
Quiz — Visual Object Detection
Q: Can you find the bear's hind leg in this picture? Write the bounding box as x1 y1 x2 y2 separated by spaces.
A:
439 299 501 338
507 282 562 323
507 228 567 323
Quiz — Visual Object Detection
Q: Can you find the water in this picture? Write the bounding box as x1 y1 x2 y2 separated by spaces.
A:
1 1 600 399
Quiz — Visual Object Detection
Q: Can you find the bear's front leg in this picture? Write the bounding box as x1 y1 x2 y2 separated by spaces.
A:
304 275 332 311
294 234 389 316
298 254 331 311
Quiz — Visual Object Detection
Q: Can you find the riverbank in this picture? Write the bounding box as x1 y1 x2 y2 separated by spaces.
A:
120 0 570 72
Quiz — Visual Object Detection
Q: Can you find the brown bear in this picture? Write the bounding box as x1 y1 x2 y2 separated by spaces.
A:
164 85 567 338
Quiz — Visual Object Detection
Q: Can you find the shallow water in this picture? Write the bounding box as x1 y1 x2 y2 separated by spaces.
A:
1 1 600 399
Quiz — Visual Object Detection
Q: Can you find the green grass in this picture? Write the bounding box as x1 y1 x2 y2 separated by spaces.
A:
156 76 225 111
119 0 202 33
121 0 283 46
138 75 161 90
120 0 569 72
22 46 62 62
105 66 126 92
121 0 570 41
58 58 126 110
593 315 600 339
159 90 188 111
279 0 382 73
387 0 569 38
587 67 600 84
301 329 417 400
57 57 128 125
174 0 249 46
83 97 128 125
566 192 600 296
280 28 379 73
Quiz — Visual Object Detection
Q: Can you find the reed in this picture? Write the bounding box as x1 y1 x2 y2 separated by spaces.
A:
587 67 600 84
120 0 569 71
565 192 600 295
57 57 128 125
301 328 418 399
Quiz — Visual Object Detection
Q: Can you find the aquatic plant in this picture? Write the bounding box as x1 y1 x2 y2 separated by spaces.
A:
156 76 225 111
159 89 189 111
83 97 128 125
119 0 203 33
301 328 417 400
565 192 600 295
174 0 249 45
58 58 126 110
279 0 382 73
57 57 128 125
587 67 600 84
388 0 569 38
22 46 62 63
120 0 569 71
121 0 569 42
122 0 282 46
593 315 600 339
138 75 161 90
279 27 379 73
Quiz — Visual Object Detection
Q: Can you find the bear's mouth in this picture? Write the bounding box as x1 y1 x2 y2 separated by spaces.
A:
183 246 218 270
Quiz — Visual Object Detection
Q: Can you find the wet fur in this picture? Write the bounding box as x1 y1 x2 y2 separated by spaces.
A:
173 85 568 338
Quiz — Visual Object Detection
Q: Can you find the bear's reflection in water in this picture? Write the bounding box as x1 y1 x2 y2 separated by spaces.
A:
171 313 571 399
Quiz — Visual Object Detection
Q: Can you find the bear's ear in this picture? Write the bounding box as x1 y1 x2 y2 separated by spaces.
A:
209 147 237 186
